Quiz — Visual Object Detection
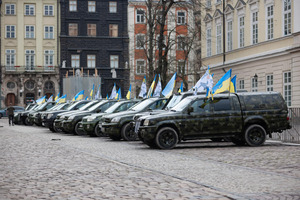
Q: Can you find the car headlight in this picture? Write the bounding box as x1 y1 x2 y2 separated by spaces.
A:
47 114 53 119
144 119 150 126
68 115 75 120
87 116 96 122
111 117 121 123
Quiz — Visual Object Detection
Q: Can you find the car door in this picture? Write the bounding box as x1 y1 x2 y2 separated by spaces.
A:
211 96 243 135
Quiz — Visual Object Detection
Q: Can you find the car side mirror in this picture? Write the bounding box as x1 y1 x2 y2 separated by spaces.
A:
187 107 194 115
97 109 101 113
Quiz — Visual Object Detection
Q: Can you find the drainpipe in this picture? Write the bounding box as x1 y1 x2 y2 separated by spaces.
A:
222 0 226 67
0 1 2 109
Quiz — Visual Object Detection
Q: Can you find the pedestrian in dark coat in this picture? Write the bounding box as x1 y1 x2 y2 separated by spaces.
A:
6 103 15 126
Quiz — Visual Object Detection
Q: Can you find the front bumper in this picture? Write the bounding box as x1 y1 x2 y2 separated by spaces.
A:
101 123 120 137
138 126 157 141
82 121 96 133
62 120 75 132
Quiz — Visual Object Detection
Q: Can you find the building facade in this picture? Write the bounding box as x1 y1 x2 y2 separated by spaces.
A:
201 0 300 107
59 0 130 98
128 0 197 98
0 0 60 107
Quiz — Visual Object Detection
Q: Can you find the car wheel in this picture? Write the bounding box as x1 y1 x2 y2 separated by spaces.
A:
0 113 2 119
109 135 122 141
53 125 61 133
230 137 246 146
75 122 86 136
155 127 178 149
94 123 104 137
25 118 33 126
144 139 158 149
244 124 266 146
121 123 137 141
49 127 55 132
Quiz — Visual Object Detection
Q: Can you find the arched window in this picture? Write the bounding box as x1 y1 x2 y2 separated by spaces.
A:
7 82 16 89
25 80 35 90
44 81 54 90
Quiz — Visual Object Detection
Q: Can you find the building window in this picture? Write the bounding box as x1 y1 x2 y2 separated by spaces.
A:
136 34 145 49
87 24 96 36
25 50 35 70
136 60 145 74
136 9 145 23
266 74 273 91
6 25 16 38
206 28 212 57
239 79 244 89
177 11 186 25
252 12 258 44
69 23 78 36
110 55 119 68
206 0 212 8
251 77 258 92
227 20 232 51
44 5 54 16
216 24 222 54
177 36 185 50
69 0 77 12
109 24 118 37
88 1 96 12
25 26 35 39
5 50 16 70
109 2 117 13
239 16 245 48
25 4 35 16
71 55 80 68
283 0 291 36
177 61 185 74
44 50 54 66
87 55 96 68
267 5 274 40
283 71 291 106
44 26 54 39
45 81 54 90
7 82 16 89
5 4 15 15
25 81 35 90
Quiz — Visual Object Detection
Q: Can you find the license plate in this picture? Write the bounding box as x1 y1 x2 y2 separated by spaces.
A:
86 124 89 129
135 121 140 133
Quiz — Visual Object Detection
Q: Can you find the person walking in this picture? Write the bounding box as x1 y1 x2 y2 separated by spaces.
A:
6 103 15 126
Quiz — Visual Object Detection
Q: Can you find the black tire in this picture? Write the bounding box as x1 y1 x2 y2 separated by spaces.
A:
53 125 61 133
24 118 33 126
144 139 158 149
109 135 122 141
155 127 178 149
49 127 55 132
94 123 105 137
121 123 137 141
244 124 266 146
210 138 223 142
75 122 86 136
0 114 3 119
231 137 246 146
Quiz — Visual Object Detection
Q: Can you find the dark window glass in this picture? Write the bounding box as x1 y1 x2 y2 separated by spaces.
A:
190 99 211 113
149 99 167 110
212 98 232 111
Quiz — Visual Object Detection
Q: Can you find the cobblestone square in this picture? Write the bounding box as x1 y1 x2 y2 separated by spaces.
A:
0 119 299 200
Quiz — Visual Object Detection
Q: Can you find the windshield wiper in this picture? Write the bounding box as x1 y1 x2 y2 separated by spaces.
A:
170 109 176 112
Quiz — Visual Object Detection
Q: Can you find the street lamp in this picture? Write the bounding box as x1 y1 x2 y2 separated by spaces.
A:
38 89 41 97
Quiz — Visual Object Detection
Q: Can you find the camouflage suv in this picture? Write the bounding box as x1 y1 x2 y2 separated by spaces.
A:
137 92 291 149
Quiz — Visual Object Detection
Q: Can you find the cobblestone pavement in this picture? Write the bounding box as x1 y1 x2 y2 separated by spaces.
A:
0 119 300 200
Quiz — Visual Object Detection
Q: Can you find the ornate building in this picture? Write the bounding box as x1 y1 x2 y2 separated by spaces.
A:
200 0 300 106
0 0 60 107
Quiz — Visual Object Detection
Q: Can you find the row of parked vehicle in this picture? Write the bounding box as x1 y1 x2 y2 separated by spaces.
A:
13 91 291 149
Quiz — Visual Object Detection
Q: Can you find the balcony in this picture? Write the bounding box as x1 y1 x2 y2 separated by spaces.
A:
3 65 57 74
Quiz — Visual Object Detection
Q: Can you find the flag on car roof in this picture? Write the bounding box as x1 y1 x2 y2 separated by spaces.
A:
110 83 117 99
138 76 147 99
153 75 162 97
212 69 232 95
147 74 157 98
230 75 237 93
54 92 60 101
57 94 67 104
126 84 131 100
162 73 177 98
72 90 84 101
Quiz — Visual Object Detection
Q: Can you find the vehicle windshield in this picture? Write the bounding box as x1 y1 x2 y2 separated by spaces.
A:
129 99 155 112
47 104 60 111
88 101 106 111
165 95 183 110
25 104 35 111
79 101 97 111
28 104 38 111
104 101 124 113
170 98 193 112
66 101 82 110
33 104 44 110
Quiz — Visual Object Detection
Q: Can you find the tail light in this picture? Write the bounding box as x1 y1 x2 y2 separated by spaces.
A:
287 116 290 121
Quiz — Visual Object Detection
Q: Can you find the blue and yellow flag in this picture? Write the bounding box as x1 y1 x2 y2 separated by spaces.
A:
147 75 157 98
110 83 117 99
36 96 46 105
106 94 109 100
153 75 162 97
138 76 147 99
47 95 53 102
90 84 94 100
95 84 101 100
126 84 131 100
178 82 183 93
57 94 67 103
72 90 84 101
230 75 237 93
115 88 121 100
54 92 60 101
162 73 177 98
212 69 232 95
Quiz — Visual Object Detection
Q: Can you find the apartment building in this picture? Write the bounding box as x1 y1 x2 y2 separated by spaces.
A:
59 0 130 97
128 0 197 97
0 0 60 107
201 0 300 106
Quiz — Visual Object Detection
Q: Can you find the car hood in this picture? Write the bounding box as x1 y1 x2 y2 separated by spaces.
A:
139 111 184 121
103 110 138 120
134 110 167 119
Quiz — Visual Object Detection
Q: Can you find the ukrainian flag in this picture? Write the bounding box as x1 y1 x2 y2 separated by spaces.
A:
212 69 232 95
57 94 67 103
115 88 121 100
73 90 84 101
178 82 183 93
106 94 109 100
153 75 162 97
110 83 117 99
36 96 46 105
138 76 147 99
47 95 53 102
54 92 60 101
126 84 131 100
147 75 157 98
162 73 177 98
90 84 94 100
230 75 237 93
